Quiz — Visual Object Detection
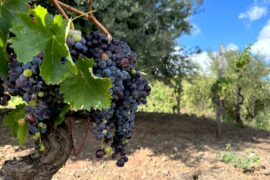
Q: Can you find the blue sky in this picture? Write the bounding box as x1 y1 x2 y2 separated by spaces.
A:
177 0 270 69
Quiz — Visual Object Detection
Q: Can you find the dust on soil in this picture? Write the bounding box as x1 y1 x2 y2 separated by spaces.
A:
1 112 270 180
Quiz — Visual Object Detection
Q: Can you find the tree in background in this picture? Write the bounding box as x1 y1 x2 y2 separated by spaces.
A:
211 44 227 136
165 48 198 114
139 48 198 114
181 75 216 117
211 47 270 127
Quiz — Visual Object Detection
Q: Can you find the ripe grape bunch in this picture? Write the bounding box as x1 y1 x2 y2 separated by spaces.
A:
67 30 151 167
1 30 150 167
3 48 65 150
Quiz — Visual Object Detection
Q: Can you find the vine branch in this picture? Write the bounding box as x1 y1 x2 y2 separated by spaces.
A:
51 0 69 20
88 0 93 12
53 0 112 42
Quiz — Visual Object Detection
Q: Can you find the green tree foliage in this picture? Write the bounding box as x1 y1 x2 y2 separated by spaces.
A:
164 48 198 113
142 49 270 130
181 75 216 117
139 81 175 113
211 49 270 125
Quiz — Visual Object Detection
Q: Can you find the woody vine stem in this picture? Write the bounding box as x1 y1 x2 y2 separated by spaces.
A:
51 0 113 42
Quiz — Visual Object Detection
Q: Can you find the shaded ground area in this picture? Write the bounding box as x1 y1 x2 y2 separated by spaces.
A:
1 112 270 180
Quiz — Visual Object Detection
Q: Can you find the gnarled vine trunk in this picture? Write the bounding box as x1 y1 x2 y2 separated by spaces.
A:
0 124 72 180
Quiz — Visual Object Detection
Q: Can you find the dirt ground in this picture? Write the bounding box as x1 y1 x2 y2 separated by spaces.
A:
1 112 270 180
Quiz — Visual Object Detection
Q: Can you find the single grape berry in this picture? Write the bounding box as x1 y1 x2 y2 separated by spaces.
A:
102 129 107 135
131 69 136 75
73 30 82 42
2 94 11 101
120 58 129 67
29 126 38 135
33 132 41 140
96 149 105 158
23 69 33 77
101 53 109 61
39 143 46 152
104 146 113 155
122 156 129 162
17 118 26 126
38 91 45 97
68 29 75 37
98 61 107 69
116 158 125 167
40 128 47 134
39 122 46 128
75 42 83 50
26 113 36 124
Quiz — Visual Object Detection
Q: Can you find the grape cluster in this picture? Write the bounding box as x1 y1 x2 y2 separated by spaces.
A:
67 31 151 167
3 48 64 151
0 79 10 106
1 30 150 167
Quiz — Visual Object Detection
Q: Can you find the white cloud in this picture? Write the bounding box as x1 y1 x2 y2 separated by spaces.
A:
251 20 270 61
238 6 268 21
227 43 239 51
191 23 201 37
191 52 211 73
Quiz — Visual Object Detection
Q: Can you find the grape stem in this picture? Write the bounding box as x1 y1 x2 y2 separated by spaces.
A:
55 0 113 42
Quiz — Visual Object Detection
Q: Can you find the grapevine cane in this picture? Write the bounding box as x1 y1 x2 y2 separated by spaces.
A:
51 0 69 20
54 0 113 42
88 0 92 12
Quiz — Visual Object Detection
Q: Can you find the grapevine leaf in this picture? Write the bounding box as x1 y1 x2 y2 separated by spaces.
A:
54 103 70 127
0 0 30 79
17 122 28 145
10 5 77 84
0 0 30 42
60 57 112 111
3 104 27 144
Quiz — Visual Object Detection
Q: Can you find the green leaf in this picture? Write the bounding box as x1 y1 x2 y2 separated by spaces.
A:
60 57 112 111
10 5 77 84
0 0 30 42
0 0 30 79
3 104 27 144
17 122 28 145
54 103 70 127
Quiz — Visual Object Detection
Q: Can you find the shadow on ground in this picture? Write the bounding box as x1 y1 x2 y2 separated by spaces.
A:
1 110 270 169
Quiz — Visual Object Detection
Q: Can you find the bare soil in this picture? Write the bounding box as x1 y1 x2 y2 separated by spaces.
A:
1 112 270 180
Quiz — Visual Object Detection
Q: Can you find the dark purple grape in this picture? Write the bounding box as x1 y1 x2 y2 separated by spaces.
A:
116 158 125 167
96 149 105 158
103 69 112 77
120 58 129 67
75 42 83 50
32 57 42 66
67 37 75 47
98 61 107 69
29 126 38 135
123 156 129 162
26 113 36 124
